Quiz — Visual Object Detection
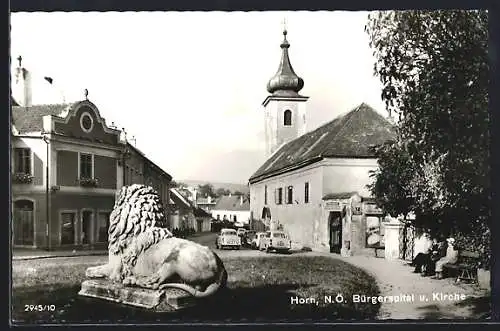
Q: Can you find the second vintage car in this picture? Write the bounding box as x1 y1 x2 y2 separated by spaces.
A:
259 230 292 253
215 228 241 250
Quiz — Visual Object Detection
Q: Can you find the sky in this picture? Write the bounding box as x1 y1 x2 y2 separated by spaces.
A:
10 11 389 184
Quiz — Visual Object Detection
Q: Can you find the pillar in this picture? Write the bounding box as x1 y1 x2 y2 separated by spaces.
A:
384 217 404 260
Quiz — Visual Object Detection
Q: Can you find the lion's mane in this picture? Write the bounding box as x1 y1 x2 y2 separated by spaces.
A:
107 184 174 277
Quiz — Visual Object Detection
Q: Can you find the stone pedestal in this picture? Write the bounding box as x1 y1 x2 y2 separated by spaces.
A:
78 279 197 311
384 219 403 260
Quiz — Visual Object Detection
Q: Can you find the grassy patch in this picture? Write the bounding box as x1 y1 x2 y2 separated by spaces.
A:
12 255 380 323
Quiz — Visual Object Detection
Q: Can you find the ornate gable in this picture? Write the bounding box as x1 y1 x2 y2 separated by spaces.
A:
49 100 121 145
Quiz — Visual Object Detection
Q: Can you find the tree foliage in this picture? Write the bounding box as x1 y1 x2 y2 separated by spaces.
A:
197 183 215 197
215 187 231 197
366 10 490 266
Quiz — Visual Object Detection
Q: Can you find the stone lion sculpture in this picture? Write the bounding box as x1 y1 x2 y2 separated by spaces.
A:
85 184 227 298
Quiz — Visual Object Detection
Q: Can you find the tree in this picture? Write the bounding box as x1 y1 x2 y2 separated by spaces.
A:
366 10 490 266
215 187 231 197
198 183 215 197
367 139 416 220
170 180 187 188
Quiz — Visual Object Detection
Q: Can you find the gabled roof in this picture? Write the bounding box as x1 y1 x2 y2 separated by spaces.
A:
249 103 396 183
12 103 75 134
127 142 172 180
213 195 250 211
193 207 212 218
169 188 193 209
322 192 359 200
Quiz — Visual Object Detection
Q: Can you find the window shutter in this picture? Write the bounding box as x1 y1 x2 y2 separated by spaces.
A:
274 188 278 204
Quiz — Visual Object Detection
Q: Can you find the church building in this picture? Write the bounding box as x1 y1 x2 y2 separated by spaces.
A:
248 28 396 256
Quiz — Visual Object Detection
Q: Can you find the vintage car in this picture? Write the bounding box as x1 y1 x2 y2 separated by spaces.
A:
251 232 267 249
215 228 241 250
259 231 292 253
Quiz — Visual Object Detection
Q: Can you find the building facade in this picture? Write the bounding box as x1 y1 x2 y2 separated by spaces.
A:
196 196 217 212
211 195 251 227
248 28 395 255
11 60 172 250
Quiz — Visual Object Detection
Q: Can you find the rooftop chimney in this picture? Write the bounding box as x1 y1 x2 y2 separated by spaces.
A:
13 55 32 107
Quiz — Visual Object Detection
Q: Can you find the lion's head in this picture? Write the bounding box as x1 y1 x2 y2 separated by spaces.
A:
108 184 172 255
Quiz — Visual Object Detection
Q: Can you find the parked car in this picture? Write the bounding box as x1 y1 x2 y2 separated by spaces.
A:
252 232 267 250
243 230 256 247
237 228 247 237
215 228 241 250
259 231 292 253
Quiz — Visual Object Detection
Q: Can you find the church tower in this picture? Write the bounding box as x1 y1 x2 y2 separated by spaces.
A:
262 26 309 158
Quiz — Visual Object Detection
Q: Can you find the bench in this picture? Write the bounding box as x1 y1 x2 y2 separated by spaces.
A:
442 250 481 283
369 244 385 258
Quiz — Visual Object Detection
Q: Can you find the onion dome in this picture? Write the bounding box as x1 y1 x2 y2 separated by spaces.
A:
266 29 304 96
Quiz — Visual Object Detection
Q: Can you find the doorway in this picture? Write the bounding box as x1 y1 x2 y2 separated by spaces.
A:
329 211 342 253
81 210 93 245
13 200 35 246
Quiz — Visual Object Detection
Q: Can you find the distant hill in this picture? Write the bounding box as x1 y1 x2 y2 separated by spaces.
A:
179 180 249 195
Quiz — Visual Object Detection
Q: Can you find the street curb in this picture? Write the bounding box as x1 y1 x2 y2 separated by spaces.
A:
12 252 108 261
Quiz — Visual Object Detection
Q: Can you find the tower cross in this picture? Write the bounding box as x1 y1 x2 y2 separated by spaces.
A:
282 18 287 32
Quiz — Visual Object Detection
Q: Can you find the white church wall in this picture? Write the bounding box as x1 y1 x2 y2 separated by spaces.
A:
249 162 324 247
322 157 379 198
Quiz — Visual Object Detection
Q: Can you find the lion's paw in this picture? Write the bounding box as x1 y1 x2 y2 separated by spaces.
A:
122 276 137 286
85 265 109 279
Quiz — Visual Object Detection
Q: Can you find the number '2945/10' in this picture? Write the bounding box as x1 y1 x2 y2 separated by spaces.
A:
24 305 56 312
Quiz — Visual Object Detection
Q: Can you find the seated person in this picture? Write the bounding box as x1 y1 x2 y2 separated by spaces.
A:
412 240 437 273
424 240 447 276
413 239 445 275
433 237 459 279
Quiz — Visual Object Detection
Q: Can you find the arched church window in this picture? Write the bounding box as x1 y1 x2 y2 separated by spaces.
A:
284 110 292 126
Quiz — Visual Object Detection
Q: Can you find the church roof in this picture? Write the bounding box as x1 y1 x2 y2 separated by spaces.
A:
249 103 396 184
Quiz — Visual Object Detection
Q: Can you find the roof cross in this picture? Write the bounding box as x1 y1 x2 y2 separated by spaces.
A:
282 18 287 33
17 55 22 67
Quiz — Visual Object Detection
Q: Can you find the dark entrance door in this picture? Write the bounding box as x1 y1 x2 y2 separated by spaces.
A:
13 200 34 246
82 210 93 245
329 211 342 253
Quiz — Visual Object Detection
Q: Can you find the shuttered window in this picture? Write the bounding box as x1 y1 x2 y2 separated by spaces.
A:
276 188 283 205
304 182 309 203
14 148 31 174
287 186 293 204
264 185 268 205
79 153 93 179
